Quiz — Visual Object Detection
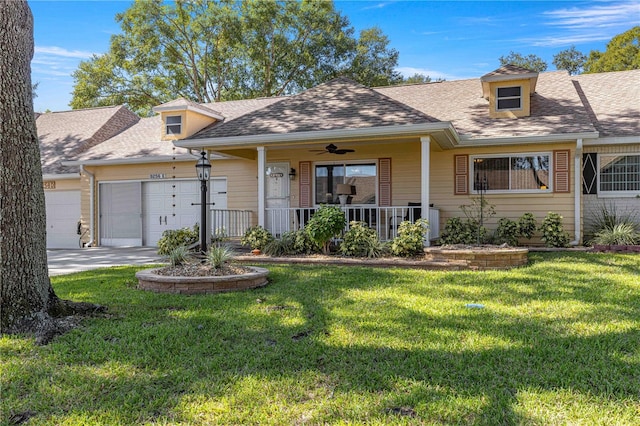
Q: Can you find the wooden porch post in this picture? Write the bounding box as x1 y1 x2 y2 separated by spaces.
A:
420 136 431 246
257 146 266 228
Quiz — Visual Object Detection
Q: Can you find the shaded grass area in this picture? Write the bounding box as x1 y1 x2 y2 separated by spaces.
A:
1 252 639 425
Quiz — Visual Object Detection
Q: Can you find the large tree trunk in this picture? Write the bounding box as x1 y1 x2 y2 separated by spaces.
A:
0 1 102 343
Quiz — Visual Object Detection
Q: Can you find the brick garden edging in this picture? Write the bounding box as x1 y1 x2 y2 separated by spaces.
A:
424 247 529 270
136 266 269 294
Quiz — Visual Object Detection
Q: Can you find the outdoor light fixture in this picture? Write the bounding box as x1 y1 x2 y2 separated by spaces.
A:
195 151 211 253
289 168 296 180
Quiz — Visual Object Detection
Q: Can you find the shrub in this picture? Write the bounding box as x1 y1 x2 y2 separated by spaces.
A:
167 246 192 267
494 218 519 246
390 219 429 257
292 229 317 254
439 217 489 245
593 223 640 245
460 197 496 226
586 202 638 244
305 205 346 254
241 226 274 251
539 212 570 247
157 224 199 256
340 222 385 258
518 212 537 240
207 245 236 270
264 231 296 256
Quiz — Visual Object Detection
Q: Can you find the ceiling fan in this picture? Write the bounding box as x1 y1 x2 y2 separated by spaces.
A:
310 144 355 155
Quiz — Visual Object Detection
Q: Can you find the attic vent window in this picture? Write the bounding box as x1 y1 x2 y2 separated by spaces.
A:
496 86 522 111
166 115 182 135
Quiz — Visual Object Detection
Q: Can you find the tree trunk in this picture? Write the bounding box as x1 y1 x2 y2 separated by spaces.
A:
0 1 101 343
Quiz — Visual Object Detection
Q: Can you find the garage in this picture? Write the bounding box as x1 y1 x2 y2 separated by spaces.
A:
45 190 81 248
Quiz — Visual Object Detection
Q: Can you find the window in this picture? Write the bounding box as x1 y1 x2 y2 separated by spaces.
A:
315 163 376 204
165 115 182 135
472 154 550 192
599 154 640 193
496 86 522 111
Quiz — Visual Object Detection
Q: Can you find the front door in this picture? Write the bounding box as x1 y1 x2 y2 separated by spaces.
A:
265 162 290 236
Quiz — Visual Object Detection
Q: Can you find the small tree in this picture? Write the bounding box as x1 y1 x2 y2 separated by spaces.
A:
305 205 346 254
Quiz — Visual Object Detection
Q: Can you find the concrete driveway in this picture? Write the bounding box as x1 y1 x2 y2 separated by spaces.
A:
47 247 163 276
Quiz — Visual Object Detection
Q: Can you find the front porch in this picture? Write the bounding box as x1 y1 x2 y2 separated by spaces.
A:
210 206 440 243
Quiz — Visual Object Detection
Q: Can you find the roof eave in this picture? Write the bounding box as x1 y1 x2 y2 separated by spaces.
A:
62 153 229 167
42 173 79 180
174 122 460 150
458 131 599 147
152 104 225 121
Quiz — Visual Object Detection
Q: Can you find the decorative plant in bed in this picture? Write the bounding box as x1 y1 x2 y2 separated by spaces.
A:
136 245 269 294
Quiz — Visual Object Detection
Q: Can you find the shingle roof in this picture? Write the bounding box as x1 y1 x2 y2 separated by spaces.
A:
481 64 537 79
153 97 224 118
37 105 139 174
190 77 437 140
375 71 596 139
78 97 282 161
572 70 640 138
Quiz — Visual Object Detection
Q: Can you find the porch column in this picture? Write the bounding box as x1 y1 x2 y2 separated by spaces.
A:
257 146 266 228
420 136 431 246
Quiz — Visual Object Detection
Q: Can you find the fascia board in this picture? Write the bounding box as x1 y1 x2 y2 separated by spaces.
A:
152 104 224 121
62 154 229 167
174 122 459 149
457 132 599 147
583 135 640 146
43 173 79 180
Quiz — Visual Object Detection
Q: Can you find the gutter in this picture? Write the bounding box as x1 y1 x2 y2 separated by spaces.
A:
80 165 95 247
570 138 583 246
42 173 79 180
457 132 599 147
62 153 228 167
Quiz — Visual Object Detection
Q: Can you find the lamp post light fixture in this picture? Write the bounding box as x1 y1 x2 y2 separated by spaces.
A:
195 151 211 254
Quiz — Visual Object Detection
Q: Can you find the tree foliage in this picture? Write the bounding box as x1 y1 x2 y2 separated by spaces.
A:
499 51 548 72
553 46 587 75
71 0 401 115
584 26 640 73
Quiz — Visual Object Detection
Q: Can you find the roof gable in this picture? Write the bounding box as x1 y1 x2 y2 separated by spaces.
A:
190 77 437 140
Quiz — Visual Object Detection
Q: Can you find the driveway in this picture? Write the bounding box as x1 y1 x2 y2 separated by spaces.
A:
47 247 163 276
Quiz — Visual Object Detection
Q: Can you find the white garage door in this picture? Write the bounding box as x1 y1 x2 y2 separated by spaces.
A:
45 190 81 248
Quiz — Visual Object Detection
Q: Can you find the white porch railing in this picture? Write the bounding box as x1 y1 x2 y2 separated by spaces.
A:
265 206 440 242
210 209 253 238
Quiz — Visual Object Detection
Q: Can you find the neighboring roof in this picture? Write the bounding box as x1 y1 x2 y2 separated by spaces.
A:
375 71 596 140
572 70 640 138
77 96 282 162
37 105 139 174
190 77 437 140
480 64 538 80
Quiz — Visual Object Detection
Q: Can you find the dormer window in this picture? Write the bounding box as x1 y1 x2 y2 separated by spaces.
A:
166 115 182 135
496 86 522 111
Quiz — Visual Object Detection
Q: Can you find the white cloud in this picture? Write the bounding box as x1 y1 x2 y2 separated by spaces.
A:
361 2 393 10
34 46 95 59
543 1 639 29
396 66 465 81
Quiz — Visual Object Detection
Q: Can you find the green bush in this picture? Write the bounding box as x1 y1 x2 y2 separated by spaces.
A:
593 223 640 245
539 212 571 247
518 212 537 240
206 244 236 269
340 222 385 258
439 217 489 245
263 230 318 257
292 229 317 254
241 226 274 251
494 218 519 246
586 202 638 244
157 224 199 256
305 205 346 254
390 219 429 257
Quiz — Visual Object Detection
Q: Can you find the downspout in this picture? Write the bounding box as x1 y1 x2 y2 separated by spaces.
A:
80 165 95 247
570 139 583 246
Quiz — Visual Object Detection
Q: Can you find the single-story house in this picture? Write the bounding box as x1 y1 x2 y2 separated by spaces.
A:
40 66 639 248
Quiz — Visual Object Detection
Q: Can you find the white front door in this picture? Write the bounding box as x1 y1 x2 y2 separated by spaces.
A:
265 162 290 236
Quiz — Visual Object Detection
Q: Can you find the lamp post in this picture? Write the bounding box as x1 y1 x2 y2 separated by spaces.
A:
474 159 488 245
195 151 211 254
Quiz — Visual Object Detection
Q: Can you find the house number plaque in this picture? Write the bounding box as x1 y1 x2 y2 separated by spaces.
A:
150 173 166 179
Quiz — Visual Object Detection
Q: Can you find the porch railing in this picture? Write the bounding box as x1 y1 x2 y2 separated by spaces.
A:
265 206 440 242
210 209 253 239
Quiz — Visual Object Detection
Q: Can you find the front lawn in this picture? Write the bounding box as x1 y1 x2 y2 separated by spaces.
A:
2 252 639 425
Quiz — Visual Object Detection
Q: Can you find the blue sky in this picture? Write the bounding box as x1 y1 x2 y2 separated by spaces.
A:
30 0 639 112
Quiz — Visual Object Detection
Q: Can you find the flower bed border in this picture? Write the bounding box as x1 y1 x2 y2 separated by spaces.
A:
591 244 640 253
424 246 529 270
136 266 269 294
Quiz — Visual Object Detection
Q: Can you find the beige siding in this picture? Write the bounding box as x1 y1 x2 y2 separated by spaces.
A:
43 178 81 191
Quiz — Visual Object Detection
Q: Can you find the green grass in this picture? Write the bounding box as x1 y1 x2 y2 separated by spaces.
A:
1 252 639 425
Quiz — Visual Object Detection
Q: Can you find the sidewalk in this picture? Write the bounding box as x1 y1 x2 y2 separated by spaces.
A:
47 247 163 276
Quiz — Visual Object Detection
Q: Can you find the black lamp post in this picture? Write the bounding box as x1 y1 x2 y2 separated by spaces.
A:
195 151 211 254
474 159 488 245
